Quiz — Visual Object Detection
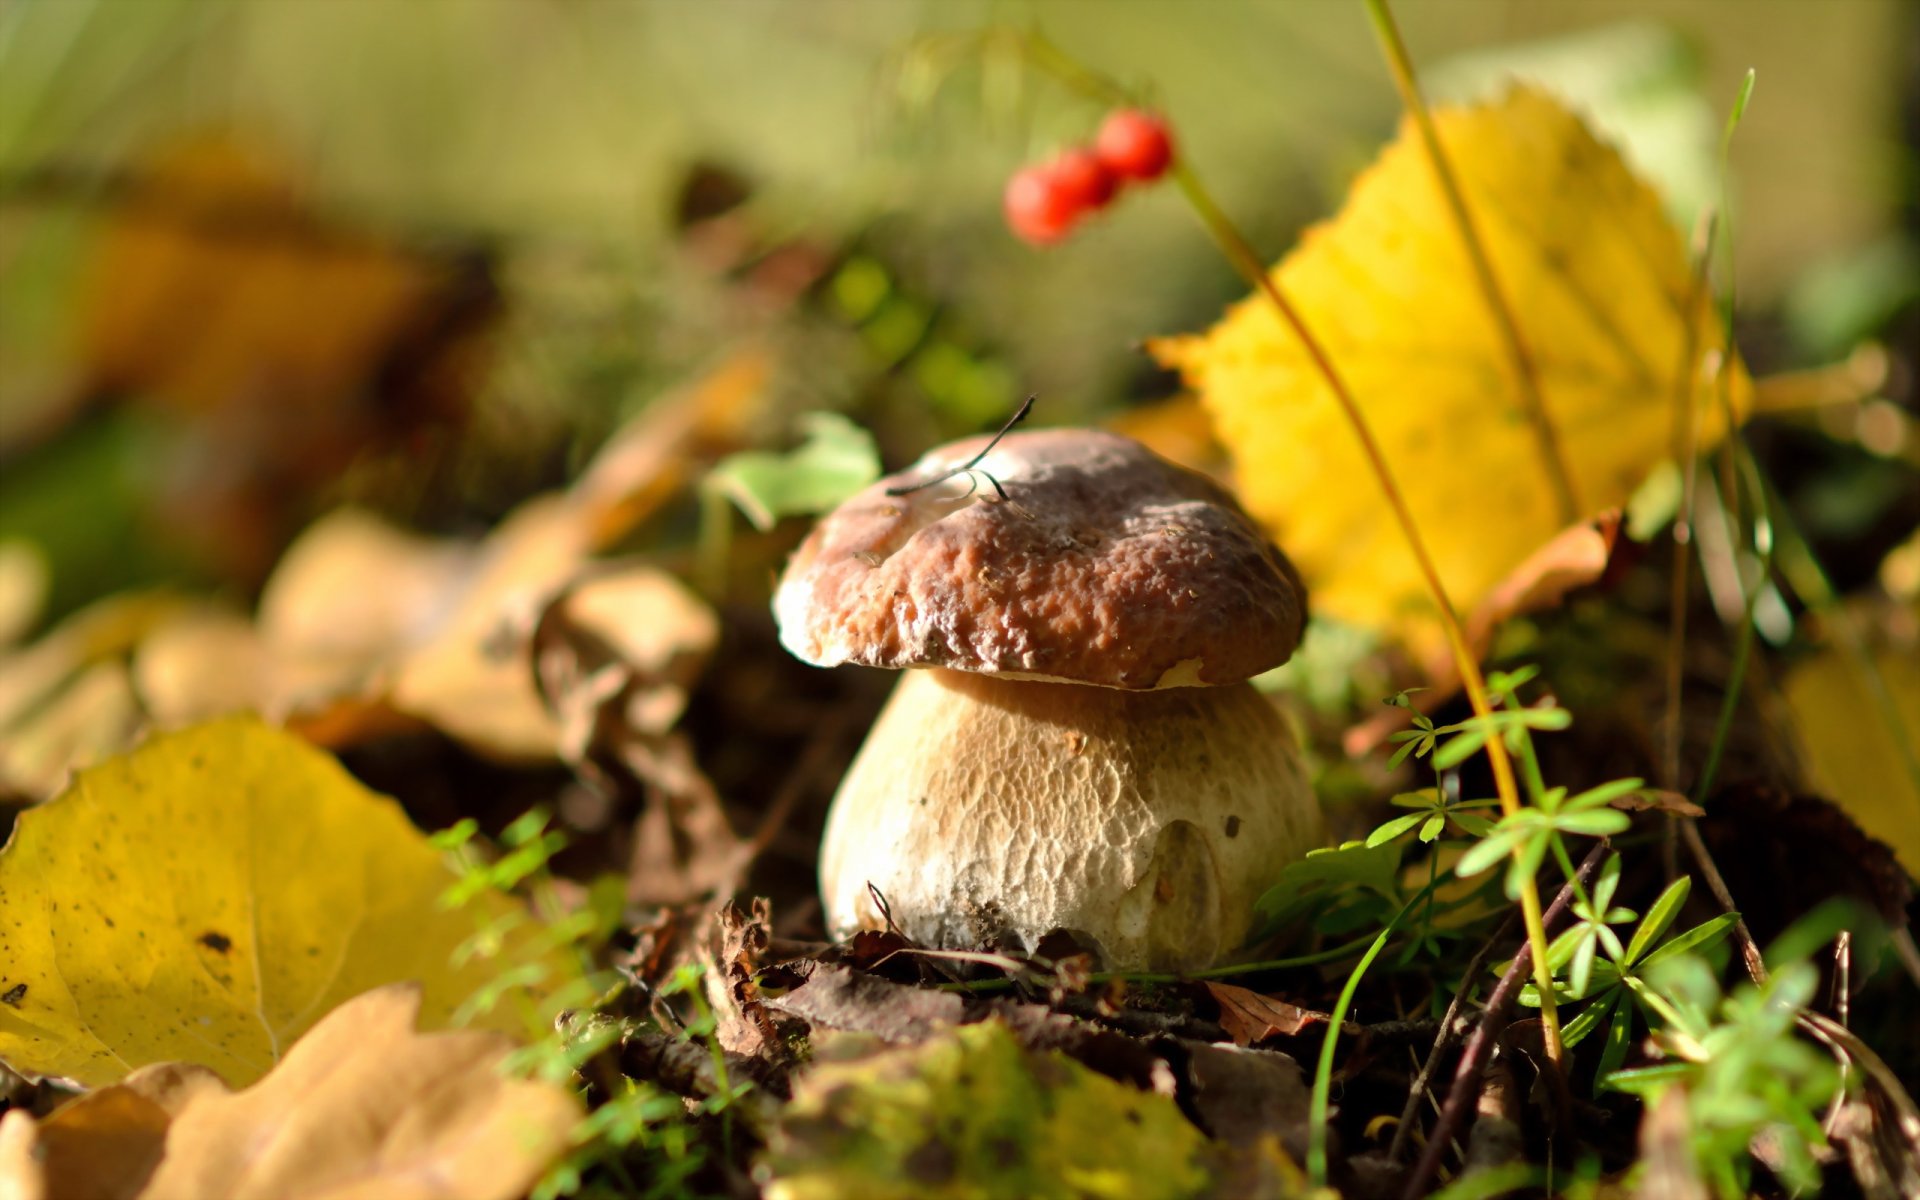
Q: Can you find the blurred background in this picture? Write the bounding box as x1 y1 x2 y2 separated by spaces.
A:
1 0 1910 608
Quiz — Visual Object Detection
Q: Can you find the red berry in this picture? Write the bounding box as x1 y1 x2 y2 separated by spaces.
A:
1050 147 1117 211
1003 162 1081 245
1095 109 1174 181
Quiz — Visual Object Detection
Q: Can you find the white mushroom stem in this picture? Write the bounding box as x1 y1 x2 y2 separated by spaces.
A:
818 668 1324 971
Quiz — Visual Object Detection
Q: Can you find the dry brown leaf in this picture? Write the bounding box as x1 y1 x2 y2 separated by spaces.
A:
1610 788 1704 818
132 606 269 726
1202 983 1327 1046
0 985 577 1200
387 496 590 759
0 541 48 649
77 137 495 580
0 661 140 800
1347 509 1627 753
257 508 469 711
571 349 775 549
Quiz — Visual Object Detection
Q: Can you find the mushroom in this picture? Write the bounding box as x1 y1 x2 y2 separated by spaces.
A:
774 428 1323 970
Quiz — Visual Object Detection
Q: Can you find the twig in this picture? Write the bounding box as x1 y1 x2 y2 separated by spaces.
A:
1401 842 1607 1200
1387 907 1521 1162
1677 817 1766 986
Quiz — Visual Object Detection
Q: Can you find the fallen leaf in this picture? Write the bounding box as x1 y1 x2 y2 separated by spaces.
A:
1460 509 1626 662
1610 788 1704 818
1103 395 1225 478
0 985 577 1200
1178 1042 1309 1152
1153 86 1749 666
388 497 588 760
572 349 775 549
0 540 48 648
0 717 563 1088
759 1020 1210 1200
1782 637 1920 878
0 660 141 801
1202 982 1326 1045
77 136 497 580
256 508 470 713
131 606 269 727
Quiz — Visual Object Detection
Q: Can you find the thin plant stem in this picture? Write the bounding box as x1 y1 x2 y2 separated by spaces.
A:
1662 214 1717 798
1691 446 1774 804
1019 23 1564 1065
1309 893 1416 1187
1361 0 1578 524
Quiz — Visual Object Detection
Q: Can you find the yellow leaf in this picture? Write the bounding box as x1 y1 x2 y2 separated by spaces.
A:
0 985 578 1200
0 717 560 1088
1783 644 1920 878
1153 86 1750 663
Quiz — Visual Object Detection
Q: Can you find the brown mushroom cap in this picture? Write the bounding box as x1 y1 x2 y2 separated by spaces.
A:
774 428 1305 689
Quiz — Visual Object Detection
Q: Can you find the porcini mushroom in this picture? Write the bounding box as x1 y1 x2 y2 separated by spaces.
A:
775 428 1323 970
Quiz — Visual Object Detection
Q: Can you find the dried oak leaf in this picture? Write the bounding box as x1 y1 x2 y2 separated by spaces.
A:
0 985 578 1200
0 717 567 1088
1152 86 1749 668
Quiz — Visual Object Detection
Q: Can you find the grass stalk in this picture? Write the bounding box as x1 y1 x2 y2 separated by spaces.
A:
1361 0 1579 525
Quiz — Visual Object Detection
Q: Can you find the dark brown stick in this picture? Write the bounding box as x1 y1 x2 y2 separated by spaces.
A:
1388 907 1519 1161
1401 842 1608 1200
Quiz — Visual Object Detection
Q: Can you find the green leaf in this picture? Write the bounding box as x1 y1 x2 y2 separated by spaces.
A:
1432 726 1491 769
1453 814 1496 838
1502 834 1551 900
1550 809 1631 838
1639 912 1740 969
1564 777 1645 810
1253 839 1404 928
1595 997 1635 1082
1569 932 1599 999
1418 814 1447 843
706 413 881 531
1365 811 1427 848
1602 1061 1694 1096
1560 988 1617 1047
1624 876 1692 966
1590 853 1621 911
1453 828 1522 879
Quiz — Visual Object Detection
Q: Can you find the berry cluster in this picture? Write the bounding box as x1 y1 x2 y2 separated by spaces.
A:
1003 109 1174 246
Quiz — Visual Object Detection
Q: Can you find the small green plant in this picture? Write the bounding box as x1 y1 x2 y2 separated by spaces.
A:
1517 866 1741 1082
1606 955 1840 1198
436 812 745 1199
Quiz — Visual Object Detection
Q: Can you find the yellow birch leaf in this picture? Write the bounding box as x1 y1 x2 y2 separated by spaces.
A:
1782 644 1920 878
0 717 561 1088
1153 86 1751 663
